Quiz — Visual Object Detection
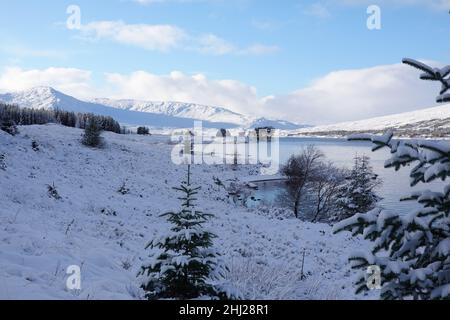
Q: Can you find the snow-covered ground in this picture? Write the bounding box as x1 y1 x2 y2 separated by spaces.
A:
0 124 373 300
294 102 450 134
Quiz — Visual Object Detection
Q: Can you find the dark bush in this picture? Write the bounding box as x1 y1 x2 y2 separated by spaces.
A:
137 126 150 135
81 119 103 148
0 119 19 136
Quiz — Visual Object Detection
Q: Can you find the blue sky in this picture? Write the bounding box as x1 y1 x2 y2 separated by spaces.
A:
0 0 449 124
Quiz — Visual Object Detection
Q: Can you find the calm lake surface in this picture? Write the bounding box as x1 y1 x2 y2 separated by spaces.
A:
253 137 445 215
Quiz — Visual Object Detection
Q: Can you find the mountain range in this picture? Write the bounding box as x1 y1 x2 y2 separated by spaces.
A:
5 86 448 137
0 86 305 130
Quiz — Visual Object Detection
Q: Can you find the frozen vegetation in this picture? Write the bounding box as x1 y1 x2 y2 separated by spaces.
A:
0 124 373 300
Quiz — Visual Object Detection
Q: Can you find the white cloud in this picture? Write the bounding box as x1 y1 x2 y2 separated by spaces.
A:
81 21 186 52
101 63 444 124
194 34 236 55
0 63 443 125
263 63 441 124
78 20 278 55
103 70 263 114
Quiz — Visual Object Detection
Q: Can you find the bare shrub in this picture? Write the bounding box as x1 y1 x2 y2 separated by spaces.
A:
280 145 324 218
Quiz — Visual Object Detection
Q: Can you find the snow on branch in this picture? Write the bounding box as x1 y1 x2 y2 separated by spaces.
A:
403 58 450 103
337 130 450 299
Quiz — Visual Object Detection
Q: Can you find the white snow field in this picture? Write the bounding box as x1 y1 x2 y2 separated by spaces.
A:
295 102 450 134
0 124 373 300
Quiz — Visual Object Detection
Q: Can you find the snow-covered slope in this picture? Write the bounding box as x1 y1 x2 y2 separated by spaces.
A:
0 87 306 130
0 87 62 110
0 87 239 129
0 124 372 300
92 98 251 126
249 117 311 130
295 103 450 135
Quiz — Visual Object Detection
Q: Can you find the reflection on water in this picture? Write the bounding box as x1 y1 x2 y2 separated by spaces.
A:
251 137 444 215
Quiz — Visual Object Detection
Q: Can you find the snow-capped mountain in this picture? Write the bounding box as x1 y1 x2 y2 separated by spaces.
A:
0 87 305 130
0 86 65 110
92 98 251 126
249 117 311 130
294 102 450 137
0 87 239 129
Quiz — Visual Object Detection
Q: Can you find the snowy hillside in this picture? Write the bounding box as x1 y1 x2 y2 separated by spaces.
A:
0 87 62 111
0 87 305 130
294 103 450 137
0 87 238 130
249 117 311 130
92 98 251 126
0 124 372 299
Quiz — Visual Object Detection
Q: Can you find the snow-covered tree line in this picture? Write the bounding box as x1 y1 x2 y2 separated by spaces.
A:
334 59 450 300
0 103 121 134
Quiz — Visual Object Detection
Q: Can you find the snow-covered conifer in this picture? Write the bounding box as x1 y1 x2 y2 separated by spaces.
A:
403 58 450 103
333 59 450 300
81 118 103 148
138 166 235 300
334 155 381 221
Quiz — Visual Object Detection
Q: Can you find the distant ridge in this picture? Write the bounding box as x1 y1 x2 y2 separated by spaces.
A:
0 86 306 130
293 103 450 137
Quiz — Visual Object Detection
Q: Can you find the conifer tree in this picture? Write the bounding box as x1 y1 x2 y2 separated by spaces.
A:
334 155 381 221
334 59 450 300
81 118 103 147
137 126 150 135
138 166 232 300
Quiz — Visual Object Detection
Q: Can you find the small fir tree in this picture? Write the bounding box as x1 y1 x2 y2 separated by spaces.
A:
138 166 232 300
